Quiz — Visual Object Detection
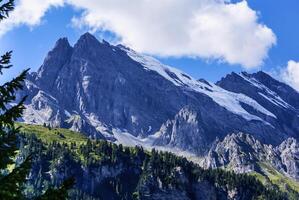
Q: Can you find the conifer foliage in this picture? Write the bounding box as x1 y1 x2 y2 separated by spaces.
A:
0 1 75 199
0 0 13 20
0 0 31 199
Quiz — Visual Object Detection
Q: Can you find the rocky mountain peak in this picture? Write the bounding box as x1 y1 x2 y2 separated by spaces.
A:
35 37 73 90
203 132 264 173
77 32 98 43
54 37 71 49
240 71 250 77
216 72 244 84
43 37 73 62
153 106 212 155
74 32 102 50
72 32 118 62
216 69 299 139
203 132 299 181
221 132 262 147
252 70 274 81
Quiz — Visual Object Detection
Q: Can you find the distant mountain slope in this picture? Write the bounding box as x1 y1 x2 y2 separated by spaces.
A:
216 72 299 139
18 33 299 154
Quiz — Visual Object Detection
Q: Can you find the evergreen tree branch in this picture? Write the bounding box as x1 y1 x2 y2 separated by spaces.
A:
0 0 14 20
0 69 29 111
0 156 31 200
0 129 18 170
0 96 26 128
0 1 48 199
0 51 13 74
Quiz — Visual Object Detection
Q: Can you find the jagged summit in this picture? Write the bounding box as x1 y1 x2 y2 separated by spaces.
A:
74 32 113 49
76 32 99 45
252 70 271 77
218 71 276 83
218 69 299 109
219 70 294 93
203 132 299 181
77 32 98 43
52 33 111 51
35 36 73 90
54 37 71 49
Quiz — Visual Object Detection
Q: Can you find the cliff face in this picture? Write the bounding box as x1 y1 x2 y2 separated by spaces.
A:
21 33 190 139
203 133 299 181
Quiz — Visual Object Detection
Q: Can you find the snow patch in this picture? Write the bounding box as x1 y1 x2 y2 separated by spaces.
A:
239 73 292 109
112 128 201 161
121 46 276 122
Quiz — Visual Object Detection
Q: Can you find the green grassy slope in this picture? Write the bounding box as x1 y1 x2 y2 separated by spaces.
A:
248 163 299 200
16 123 88 144
259 163 299 192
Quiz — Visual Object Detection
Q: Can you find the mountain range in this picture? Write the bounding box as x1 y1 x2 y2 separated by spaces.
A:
17 32 299 184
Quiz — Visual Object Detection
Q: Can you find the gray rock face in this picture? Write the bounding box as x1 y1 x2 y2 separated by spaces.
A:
23 33 190 138
278 138 299 180
153 106 213 155
36 38 73 92
203 132 299 181
20 33 299 157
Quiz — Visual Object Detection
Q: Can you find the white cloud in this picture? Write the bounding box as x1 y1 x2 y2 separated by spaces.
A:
281 60 299 91
0 0 64 36
0 0 276 68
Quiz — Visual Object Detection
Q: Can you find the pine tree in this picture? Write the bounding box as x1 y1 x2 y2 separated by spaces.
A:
0 1 31 199
0 1 74 199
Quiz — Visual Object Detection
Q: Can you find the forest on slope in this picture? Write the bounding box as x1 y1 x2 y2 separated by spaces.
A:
16 123 295 200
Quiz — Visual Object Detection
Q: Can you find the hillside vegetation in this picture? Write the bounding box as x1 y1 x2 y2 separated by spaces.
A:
17 123 292 200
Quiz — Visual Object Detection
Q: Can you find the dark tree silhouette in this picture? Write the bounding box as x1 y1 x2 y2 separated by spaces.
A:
0 1 73 199
0 0 30 198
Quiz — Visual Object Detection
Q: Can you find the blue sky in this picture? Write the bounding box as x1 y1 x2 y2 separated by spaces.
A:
0 0 299 89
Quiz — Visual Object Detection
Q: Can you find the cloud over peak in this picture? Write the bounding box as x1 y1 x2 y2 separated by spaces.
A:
0 0 276 68
281 60 299 91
